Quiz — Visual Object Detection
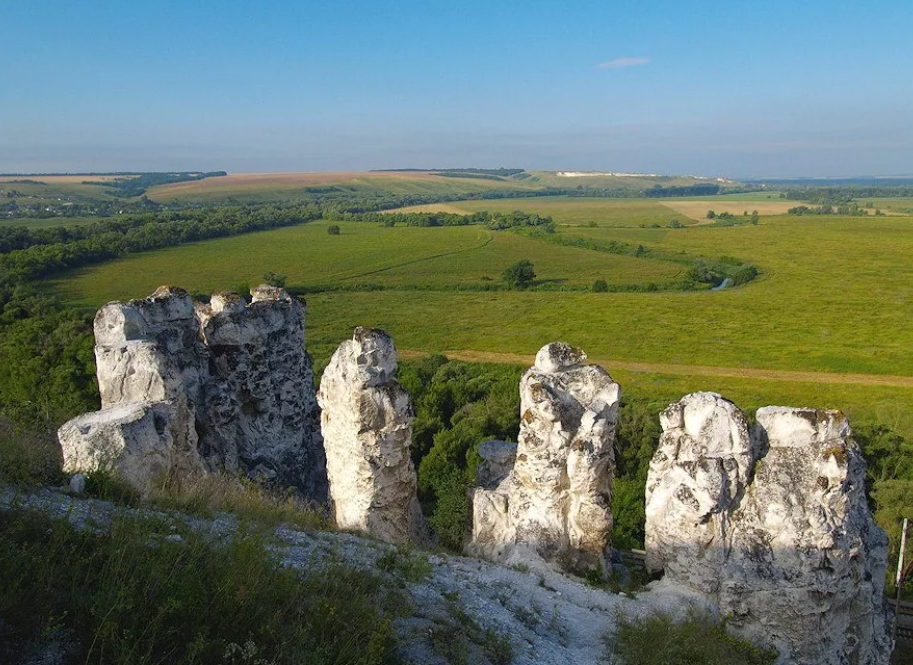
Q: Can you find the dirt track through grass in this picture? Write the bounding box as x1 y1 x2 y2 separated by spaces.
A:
401 349 913 389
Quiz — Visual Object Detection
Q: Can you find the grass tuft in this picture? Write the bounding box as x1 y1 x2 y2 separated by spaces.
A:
606 610 777 665
147 472 329 531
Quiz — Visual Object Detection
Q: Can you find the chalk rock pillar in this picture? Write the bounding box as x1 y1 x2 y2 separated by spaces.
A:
196 286 326 499
59 285 327 500
644 395 892 665
469 440 518 560
60 287 206 492
722 407 891 665
644 392 755 592
317 328 419 544
468 342 620 571
510 342 620 570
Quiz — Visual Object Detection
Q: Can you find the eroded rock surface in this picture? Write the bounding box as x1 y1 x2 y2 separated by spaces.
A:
645 392 754 593
645 394 891 665
59 286 326 499
196 287 325 497
469 342 620 572
317 328 419 544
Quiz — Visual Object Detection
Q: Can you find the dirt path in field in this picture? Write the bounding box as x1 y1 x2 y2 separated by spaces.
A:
400 349 913 388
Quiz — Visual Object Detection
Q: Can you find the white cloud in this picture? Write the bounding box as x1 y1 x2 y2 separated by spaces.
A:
596 56 650 70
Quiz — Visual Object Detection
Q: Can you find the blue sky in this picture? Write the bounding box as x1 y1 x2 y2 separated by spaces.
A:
1 0 911 177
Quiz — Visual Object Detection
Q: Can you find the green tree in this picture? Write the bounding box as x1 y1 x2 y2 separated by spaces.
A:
750 210 760 225
502 260 535 289
327 225 341 235
262 271 286 288
592 279 608 293
706 210 716 219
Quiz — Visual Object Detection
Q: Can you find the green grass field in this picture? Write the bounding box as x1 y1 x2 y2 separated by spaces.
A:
0 215 115 229
856 197 913 212
48 220 683 302
391 196 691 227
47 197 913 440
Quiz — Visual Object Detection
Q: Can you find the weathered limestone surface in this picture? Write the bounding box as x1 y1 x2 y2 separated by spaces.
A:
469 342 620 572
196 286 325 498
645 393 891 665
317 328 419 544
470 441 518 560
645 392 754 593
59 400 202 495
58 286 326 499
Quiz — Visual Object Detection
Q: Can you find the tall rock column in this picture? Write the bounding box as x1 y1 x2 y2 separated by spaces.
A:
317 328 419 544
722 407 891 665
645 395 892 665
59 286 207 493
196 286 326 499
510 342 620 570
468 342 620 571
644 392 756 592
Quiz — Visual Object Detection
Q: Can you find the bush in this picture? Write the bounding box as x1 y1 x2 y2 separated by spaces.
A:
427 469 472 550
0 510 404 665
327 225 341 235
502 259 535 289
0 420 64 487
607 610 777 665
592 279 609 293
262 270 286 287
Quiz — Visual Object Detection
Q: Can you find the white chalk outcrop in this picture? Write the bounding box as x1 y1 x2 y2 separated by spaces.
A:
645 392 754 593
645 393 891 665
317 327 420 544
469 342 620 573
59 286 326 499
196 286 324 495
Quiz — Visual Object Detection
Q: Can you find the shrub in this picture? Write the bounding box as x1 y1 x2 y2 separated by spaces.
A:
327 225 341 235
607 610 777 665
262 270 286 287
592 279 609 293
0 510 404 665
502 259 535 289
427 469 472 550
0 420 64 487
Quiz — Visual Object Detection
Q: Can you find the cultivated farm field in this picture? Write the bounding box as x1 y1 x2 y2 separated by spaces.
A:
145 171 540 203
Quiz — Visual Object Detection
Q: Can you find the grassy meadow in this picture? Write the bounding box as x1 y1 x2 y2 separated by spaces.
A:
45 195 913 439
391 196 693 227
390 192 801 224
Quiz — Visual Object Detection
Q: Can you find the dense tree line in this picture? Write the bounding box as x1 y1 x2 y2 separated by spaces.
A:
784 185 913 204
787 204 867 216
0 206 321 281
324 208 552 229
1 194 164 219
